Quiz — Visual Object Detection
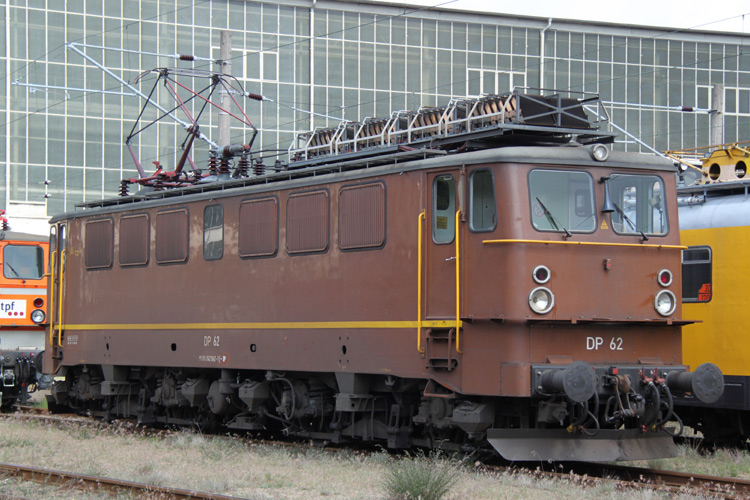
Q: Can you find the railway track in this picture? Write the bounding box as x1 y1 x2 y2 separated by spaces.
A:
0 462 247 500
501 461 750 499
5 406 750 498
590 462 750 498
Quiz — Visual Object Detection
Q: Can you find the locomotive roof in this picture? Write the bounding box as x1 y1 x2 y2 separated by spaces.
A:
678 179 750 197
0 231 48 243
678 180 750 230
53 144 675 222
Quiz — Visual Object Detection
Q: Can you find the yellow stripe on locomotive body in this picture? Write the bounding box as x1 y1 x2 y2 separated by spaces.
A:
58 319 462 331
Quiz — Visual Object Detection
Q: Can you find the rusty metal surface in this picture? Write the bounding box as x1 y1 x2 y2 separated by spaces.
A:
50 151 685 398
38 142 697 462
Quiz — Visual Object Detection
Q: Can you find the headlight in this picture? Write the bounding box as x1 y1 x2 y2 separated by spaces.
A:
657 269 673 287
529 287 555 314
654 290 676 316
591 144 610 162
30 309 46 324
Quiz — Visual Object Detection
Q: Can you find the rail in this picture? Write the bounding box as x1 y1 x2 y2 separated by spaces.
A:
0 462 246 500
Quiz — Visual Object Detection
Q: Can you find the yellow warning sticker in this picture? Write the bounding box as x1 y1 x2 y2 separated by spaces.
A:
600 220 609 229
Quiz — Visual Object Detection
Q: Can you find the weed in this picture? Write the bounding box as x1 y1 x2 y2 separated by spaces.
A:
0 436 34 448
383 453 461 500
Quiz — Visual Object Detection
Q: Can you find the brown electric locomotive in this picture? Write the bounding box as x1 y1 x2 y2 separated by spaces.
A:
44 87 723 461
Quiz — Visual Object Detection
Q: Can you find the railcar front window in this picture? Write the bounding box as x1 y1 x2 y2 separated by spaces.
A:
609 174 668 236
528 170 595 233
3 245 44 280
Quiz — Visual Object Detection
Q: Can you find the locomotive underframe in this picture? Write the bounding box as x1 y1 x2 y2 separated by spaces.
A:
50 353 699 461
0 346 43 407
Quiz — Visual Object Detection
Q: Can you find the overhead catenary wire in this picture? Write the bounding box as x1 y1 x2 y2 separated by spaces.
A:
4 3 749 203
6 5 748 140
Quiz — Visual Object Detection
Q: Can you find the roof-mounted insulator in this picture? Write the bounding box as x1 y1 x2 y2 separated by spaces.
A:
254 159 266 176
208 153 219 176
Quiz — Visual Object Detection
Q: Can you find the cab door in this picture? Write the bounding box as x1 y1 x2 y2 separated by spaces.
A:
46 223 66 370
424 170 460 321
420 169 463 371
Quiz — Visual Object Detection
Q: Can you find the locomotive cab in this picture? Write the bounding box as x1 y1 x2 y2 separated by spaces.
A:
417 145 723 460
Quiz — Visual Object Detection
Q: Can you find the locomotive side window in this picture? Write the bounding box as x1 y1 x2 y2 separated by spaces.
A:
203 204 224 261
682 246 712 302
433 175 456 244
3 244 44 279
239 197 278 258
119 214 149 267
528 170 595 233
156 208 189 264
287 190 329 254
469 170 496 232
84 219 114 270
609 174 668 236
339 182 386 250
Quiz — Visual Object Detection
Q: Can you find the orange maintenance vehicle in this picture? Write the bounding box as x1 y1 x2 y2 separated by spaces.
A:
0 229 49 407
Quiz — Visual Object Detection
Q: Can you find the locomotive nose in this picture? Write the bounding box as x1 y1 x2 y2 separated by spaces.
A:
667 362 724 404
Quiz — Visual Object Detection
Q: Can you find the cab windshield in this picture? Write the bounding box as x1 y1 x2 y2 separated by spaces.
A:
529 169 596 234
609 174 668 236
3 244 44 280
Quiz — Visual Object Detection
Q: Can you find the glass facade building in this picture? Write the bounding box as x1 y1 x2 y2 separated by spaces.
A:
1 0 748 221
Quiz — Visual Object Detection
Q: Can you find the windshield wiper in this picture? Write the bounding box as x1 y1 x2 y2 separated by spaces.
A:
612 202 648 241
536 197 571 238
4 261 20 278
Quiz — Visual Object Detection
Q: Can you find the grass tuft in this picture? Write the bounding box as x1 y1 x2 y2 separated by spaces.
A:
383 453 461 500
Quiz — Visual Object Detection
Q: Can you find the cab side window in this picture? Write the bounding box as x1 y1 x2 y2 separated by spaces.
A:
433 175 455 244
469 169 496 232
203 204 224 261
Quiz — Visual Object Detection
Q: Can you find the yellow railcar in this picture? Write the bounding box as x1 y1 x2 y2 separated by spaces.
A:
678 174 750 444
